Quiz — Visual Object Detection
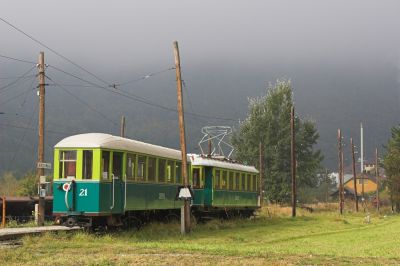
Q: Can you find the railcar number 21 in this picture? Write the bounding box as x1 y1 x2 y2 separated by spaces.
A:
79 189 88 197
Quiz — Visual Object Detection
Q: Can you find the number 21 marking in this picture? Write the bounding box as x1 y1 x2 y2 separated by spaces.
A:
79 188 88 196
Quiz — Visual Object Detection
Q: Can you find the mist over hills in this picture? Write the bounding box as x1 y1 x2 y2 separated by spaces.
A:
1 58 399 175
1 0 399 176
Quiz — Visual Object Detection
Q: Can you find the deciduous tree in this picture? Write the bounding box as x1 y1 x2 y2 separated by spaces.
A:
232 80 323 203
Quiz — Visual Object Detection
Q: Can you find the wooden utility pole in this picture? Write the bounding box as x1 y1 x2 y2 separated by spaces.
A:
173 41 190 234
1 196 5 228
338 129 343 215
291 106 296 217
259 141 264 207
120 115 126 137
351 138 359 212
360 123 365 205
37 51 46 226
375 148 380 211
341 141 345 210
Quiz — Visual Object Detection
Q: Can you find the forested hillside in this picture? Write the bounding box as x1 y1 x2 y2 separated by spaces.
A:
1 60 399 176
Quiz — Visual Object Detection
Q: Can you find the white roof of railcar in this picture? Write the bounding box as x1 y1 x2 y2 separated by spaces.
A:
55 133 184 161
189 154 259 174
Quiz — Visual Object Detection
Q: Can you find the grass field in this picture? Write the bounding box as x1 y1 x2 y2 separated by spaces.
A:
1 205 399 265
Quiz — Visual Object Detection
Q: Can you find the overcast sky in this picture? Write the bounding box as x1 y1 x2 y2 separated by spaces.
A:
2 1 400 74
1 1 400 170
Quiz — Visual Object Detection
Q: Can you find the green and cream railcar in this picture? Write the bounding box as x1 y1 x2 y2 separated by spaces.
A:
53 133 187 227
190 154 260 217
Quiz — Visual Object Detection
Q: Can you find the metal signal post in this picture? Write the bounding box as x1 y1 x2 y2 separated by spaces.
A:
173 41 190 234
37 52 46 226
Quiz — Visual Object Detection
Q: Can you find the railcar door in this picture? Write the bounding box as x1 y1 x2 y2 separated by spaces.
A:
204 167 213 206
110 152 123 213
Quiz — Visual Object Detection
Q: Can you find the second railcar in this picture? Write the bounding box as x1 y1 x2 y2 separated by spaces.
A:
190 154 260 219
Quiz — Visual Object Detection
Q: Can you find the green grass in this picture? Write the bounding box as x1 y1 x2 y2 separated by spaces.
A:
1 208 400 265
5 219 54 228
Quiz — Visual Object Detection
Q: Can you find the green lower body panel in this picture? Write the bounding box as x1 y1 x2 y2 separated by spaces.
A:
53 181 102 214
124 182 183 211
191 188 258 208
53 181 183 216
212 190 258 208
192 189 204 206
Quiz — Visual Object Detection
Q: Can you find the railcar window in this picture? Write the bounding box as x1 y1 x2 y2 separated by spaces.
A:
112 152 123 179
241 173 246 191
175 162 182 184
192 168 200 188
215 170 221 189
166 160 174 183
126 153 136 181
82 150 92 180
201 168 205 188
253 175 257 191
148 157 156 182
59 150 77 179
222 171 227 189
101 151 110 180
138 156 146 181
235 172 240 191
247 174 251 191
158 159 166 182
228 172 234 190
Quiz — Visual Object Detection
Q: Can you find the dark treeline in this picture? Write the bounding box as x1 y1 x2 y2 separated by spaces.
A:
0 61 399 176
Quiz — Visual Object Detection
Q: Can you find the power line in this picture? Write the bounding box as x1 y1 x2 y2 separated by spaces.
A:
0 86 34 106
48 65 237 122
0 74 35 79
47 83 100 88
0 122 68 135
0 65 36 93
0 53 36 64
8 94 38 169
0 17 236 122
48 65 105 89
18 77 36 109
0 16 110 86
182 79 209 125
45 75 118 127
115 67 175 87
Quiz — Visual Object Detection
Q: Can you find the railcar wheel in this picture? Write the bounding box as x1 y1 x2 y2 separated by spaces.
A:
65 217 76 228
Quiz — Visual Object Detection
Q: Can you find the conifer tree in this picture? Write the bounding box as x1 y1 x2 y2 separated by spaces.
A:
383 125 400 212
